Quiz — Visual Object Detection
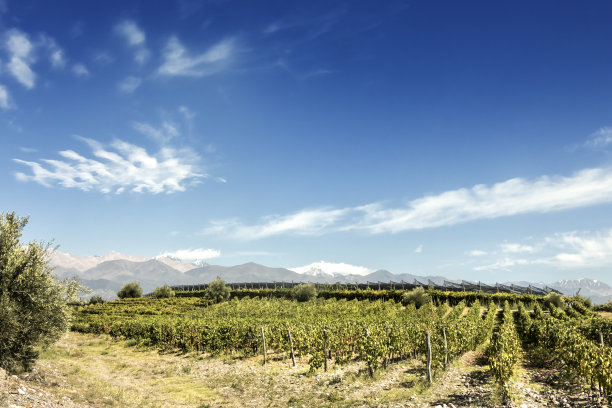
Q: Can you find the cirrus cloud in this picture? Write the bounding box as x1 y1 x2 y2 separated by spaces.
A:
203 166 612 240
14 136 205 194
157 36 236 77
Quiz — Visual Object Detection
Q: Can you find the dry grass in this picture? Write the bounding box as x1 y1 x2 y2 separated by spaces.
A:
596 311 612 319
33 332 438 408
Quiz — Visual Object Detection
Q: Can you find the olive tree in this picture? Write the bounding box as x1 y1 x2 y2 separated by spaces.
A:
292 283 317 302
0 212 82 373
153 284 175 298
205 277 230 303
401 287 431 308
117 282 142 299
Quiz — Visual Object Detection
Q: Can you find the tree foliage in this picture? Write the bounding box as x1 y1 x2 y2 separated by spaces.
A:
401 287 431 308
117 282 142 299
205 277 230 303
0 212 82 373
292 283 317 302
88 295 105 304
153 284 175 298
543 291 564 308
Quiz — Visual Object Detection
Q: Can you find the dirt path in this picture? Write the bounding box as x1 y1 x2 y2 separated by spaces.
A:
415 350 495 408
509 351 608 408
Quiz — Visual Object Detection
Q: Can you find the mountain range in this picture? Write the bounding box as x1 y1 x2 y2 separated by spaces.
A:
48 250 612 304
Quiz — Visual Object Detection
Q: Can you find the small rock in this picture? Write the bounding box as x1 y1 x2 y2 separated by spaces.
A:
17 387 26 395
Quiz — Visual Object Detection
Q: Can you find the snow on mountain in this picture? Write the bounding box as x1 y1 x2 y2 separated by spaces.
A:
49 250 196 273
290 261 374 277
154 255 199 273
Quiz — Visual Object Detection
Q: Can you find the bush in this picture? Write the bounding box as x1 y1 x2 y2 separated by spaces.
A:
594 299 612 312
205 277 230 303
401 287 431 308
88 295 105 304
292 283 317 302
0 212 82 373
117 282 142 299
153 284 175 298
543 291 564 308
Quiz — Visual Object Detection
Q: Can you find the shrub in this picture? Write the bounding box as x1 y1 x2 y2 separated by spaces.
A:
401 287 431 308
153 284 175 298
117 282 142 299
543 291 564 308
205 277 230 303
292 283 317 302
0 212 82 373
88 295 105 304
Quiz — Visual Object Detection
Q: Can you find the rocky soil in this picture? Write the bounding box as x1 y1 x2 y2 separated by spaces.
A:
0 367 84 408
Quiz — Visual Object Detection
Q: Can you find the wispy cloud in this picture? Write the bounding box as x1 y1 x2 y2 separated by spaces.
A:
114 20 150 65
203 166 612 239
132 120 179 144
0 84 12 109
202 208 349 240
72 63 90 77
118 76 142 94
157 36 235 77
500 243 535 254
474 229 612 271
14 137 205 194
158 248 220 261
585 127 612 149
467 250 487 257
38 34 65 69
5 29 36 88
354 167 612 234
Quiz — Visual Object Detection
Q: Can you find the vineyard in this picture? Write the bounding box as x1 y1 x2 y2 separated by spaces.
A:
69 289 612 406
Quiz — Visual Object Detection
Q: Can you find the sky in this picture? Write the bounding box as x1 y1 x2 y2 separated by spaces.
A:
2 0 612 284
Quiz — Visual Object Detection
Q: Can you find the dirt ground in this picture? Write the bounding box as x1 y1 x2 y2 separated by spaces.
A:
1 332 608 408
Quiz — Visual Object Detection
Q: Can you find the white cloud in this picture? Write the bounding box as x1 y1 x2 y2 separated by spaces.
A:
157 36 235 77
179 105 196 120
6 29 33 58
3 30 68 89
159 248 221 261
5 29 36 88
500 243 535 254
132 120 179 143
202 208 349 240
585 127 612 149
115 20 145 46
546 231 612 268
7 57 35 88
14 136 205 194
0 84 12 109
118 76 142 93
356 167 612 234
72 63 90 77
38 34 65 69
467 250 487 256
114 20 150 65
203 166 612 240
414 244 423 254
474 229 612 272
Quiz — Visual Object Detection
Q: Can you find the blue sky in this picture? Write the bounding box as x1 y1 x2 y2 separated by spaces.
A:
2 0 612 283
